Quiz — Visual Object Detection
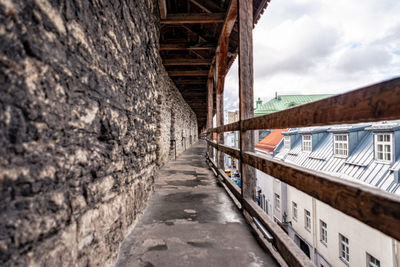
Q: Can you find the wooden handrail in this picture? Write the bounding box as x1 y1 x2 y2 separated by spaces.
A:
208 77 400 133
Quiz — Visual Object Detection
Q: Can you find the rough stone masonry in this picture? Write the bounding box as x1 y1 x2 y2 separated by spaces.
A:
0 0 198 266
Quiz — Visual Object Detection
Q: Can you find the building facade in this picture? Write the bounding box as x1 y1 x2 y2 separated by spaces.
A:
256 122 400 267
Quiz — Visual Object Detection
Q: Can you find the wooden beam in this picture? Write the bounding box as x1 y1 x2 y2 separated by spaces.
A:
242 77 400 131
189 0 224 13
190 49 206 59
160 43 216 50
168 70 208 76
180 88 207 92
215 0 237 94
163 58 211 66
209 78 400 133
179 24 211 43
180 86 207 90
158 0 167 19
190 0 212 13
216 90 224 168
207 78 214 157
238 0 255 200
173 79 207 84
160 13 225 24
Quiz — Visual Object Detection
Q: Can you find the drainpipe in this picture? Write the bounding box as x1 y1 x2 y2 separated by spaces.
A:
393 239 399 267
312 197 318 265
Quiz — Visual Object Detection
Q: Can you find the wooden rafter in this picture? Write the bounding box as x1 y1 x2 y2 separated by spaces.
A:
168 70 209 76
189 0 212 13
160 43 216 50
179 25 210 43
163 58 211 66
189 0 224 13
173 79 207 84
190 49 206 59
161 13 225 24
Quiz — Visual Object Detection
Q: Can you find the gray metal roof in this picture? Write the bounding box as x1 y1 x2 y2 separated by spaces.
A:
365 122 400 131
274 123 400 195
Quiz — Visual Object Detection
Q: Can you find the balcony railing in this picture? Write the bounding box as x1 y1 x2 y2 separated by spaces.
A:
204 77 400 266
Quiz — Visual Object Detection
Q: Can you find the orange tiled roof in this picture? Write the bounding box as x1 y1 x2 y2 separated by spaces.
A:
255 129 288 152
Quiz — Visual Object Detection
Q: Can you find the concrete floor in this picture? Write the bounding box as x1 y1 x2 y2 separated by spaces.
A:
116 141 279 267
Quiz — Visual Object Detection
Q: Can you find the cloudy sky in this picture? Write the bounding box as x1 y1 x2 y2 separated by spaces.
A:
224 0 400 110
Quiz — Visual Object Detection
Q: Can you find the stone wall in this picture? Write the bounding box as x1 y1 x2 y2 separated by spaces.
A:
157 72 198 163
0 0 197 266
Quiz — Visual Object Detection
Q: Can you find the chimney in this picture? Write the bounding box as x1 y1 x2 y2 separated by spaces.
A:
275 92 278 99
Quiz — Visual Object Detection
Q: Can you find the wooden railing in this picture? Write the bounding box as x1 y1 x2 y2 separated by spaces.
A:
205 77 400 267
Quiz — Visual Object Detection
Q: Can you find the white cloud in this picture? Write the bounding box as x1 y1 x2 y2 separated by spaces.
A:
224 0 400 110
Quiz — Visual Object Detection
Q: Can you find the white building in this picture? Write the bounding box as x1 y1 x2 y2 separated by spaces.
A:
256 122 400 267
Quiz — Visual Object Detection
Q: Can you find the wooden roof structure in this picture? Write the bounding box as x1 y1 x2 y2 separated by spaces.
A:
158 0 270 131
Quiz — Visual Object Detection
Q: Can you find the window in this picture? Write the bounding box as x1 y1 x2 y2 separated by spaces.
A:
339 234 349 263
302 135 312 152
292 202 298 221
304 209 311 231
334 134 348 157
265 198 269 215
284 135 291 149
367 253 380 267
274 194 280 211
375 133 393 162
320 220 327 245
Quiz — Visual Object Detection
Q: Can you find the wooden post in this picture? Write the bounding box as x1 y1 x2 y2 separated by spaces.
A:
216 88 225 169
207 78 214 158
238 0 255 200
158 0 167 19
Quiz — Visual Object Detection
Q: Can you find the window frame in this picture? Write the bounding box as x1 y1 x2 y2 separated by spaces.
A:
320 220 328 246
333 134 349 158
339 233 350 264
284 135 291 150
274 193 281 212
292 201 297 221
366 252 380 267
374 133 394 163
302 135 312 152
304 209 311 231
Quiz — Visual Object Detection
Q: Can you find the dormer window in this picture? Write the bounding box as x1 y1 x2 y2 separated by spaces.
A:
302 135 312 152
284 136 290 149
375 133 393 162
334 134 348 157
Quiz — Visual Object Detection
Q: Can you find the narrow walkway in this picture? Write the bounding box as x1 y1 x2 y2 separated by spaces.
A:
116 141 278 267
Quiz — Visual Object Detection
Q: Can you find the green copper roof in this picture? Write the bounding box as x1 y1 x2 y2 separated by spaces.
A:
254 94 335 116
